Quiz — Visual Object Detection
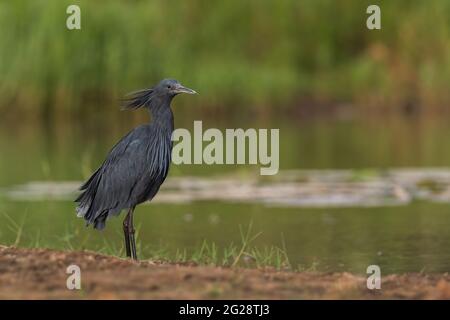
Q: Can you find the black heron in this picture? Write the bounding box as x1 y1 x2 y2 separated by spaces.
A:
75 79 197 260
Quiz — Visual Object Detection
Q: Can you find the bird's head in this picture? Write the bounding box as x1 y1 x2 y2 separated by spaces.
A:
121 79 197 110
155 79 197 96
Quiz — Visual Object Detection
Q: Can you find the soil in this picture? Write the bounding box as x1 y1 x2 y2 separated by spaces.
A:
0 245 449 299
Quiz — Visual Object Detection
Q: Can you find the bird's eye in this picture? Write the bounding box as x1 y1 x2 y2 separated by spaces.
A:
167 85 171 89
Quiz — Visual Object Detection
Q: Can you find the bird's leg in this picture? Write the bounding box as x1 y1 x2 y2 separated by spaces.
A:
123 209 132 258
129 210 138 261
123 206 138 261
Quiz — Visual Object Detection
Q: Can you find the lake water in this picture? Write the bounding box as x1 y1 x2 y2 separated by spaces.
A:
1 113 450 274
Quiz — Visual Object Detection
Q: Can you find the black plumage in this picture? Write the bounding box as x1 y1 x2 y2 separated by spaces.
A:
75 79 196 260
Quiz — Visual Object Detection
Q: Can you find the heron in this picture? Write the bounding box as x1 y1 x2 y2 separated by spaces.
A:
75 79 197 260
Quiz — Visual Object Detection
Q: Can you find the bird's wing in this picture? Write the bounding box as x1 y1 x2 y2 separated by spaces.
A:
77 125 161 228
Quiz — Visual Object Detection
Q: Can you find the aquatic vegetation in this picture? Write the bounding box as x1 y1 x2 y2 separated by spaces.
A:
1 1 449 117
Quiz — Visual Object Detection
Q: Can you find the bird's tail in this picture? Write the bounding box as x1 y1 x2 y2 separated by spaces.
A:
75 168 107 229
75 168 98 216
120 88 154 110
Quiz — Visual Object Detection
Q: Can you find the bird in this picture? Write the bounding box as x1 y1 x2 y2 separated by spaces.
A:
75 79 197 260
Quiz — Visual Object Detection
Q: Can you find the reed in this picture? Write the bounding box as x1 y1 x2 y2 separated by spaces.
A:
0 0 449 116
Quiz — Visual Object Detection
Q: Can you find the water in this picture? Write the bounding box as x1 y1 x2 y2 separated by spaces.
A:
1 113 450 274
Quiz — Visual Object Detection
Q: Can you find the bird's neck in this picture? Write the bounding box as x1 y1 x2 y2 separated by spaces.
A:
148 96 174 132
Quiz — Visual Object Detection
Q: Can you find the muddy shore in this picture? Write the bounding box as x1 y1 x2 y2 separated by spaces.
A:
0 246 449 299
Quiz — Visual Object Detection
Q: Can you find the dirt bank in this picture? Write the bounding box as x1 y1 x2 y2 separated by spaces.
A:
0 245 449 299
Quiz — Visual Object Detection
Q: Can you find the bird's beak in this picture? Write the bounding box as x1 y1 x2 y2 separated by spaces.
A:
174 84 197 95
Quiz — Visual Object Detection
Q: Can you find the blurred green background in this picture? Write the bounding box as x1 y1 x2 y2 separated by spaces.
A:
1 1 450 274
0 0 449 120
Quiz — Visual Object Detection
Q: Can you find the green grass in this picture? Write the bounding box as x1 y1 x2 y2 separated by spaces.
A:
2 212 26 247
1 0 450 117
2 213 295 271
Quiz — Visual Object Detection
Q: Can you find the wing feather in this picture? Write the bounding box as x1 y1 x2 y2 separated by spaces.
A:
75 125 170 229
